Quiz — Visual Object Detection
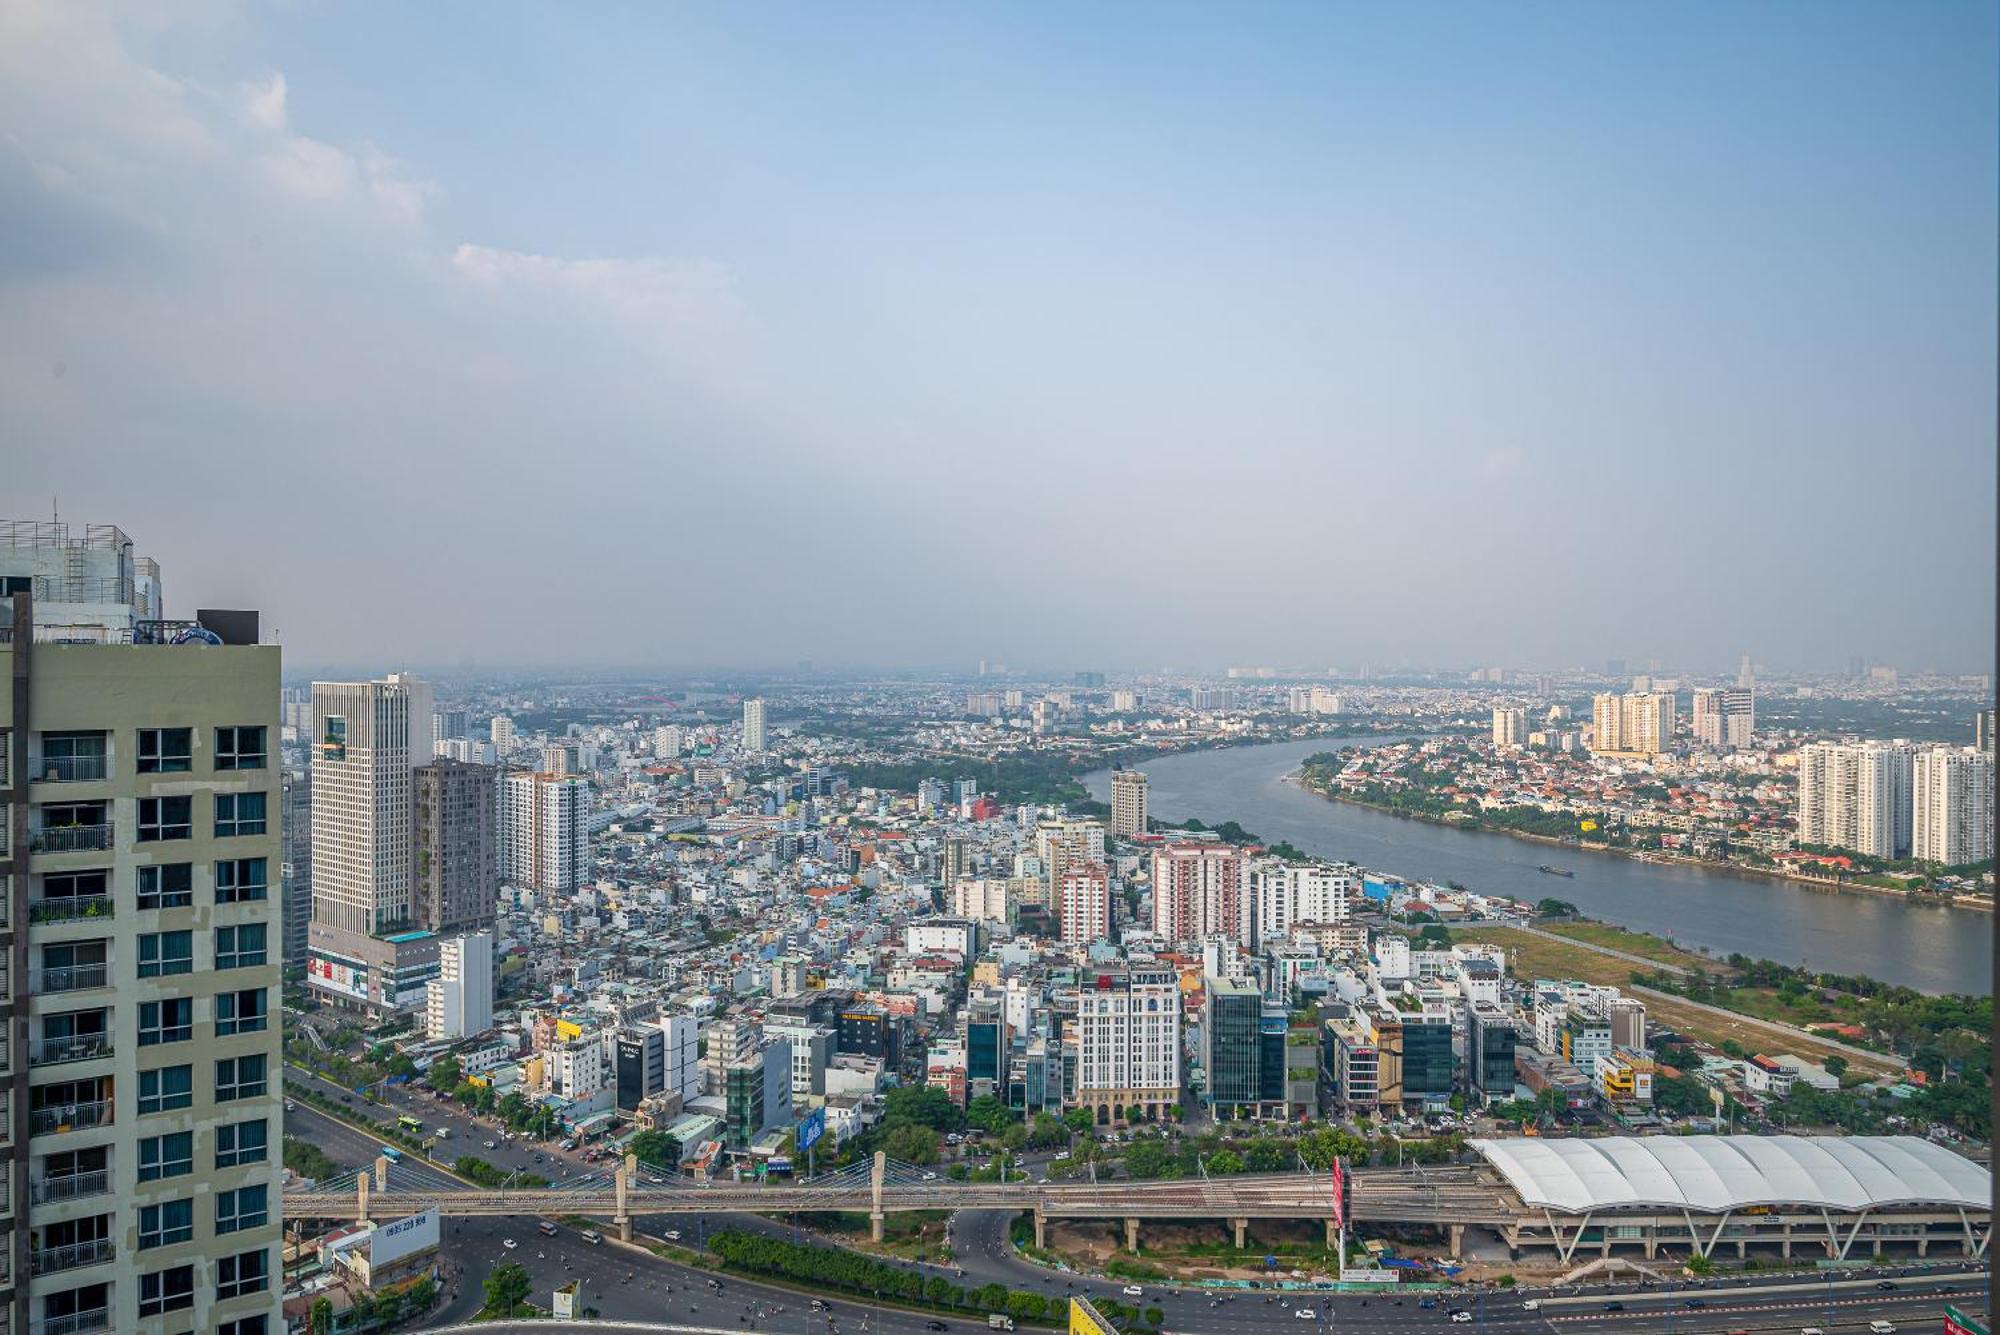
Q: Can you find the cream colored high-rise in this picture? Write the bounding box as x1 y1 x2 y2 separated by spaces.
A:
1913 746 1993 866
1796 740 1914 859
1109 769 1148 839
741 698 766 754
1591 691 1673 755
1491 707 1526 750
0 521 281 1335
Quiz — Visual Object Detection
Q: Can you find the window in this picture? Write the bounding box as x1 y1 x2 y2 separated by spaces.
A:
137 795 192 842
215 1054 267 1102
216 988 267 1036
219 1318 270 1335
215 1247 270 1300
214 726 267 771
321 715 347 761
138 1064 193 1114
214 1184 268 1235
39 731 107 782
215 1118 268 1168
136 862 193 909
137 930 193 977
214 791 267 838
215 922 267 970
215 857 268 903
138 1198 194 1249
136 728 192 774
138 998 192 1047
138 1131 194 1181
139 1263 195 1315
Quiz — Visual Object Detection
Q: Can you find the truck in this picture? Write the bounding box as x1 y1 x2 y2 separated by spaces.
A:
988 1317 1015 1331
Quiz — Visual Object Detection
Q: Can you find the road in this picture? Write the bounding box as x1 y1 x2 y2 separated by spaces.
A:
287 1066 600 1179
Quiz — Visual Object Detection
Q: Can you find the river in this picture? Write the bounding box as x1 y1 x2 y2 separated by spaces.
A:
1084 736 1991 996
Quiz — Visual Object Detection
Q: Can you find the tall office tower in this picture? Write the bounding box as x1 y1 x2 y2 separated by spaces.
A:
1691 689 1724 748
412 760 497 933
1491 707 1526 750
431 708 468 742
940 838 969 885
1109 768 1149 838
489 715 515 753
1913 747 1994 865
653 725 684 759
1074 966 1181 1123
1722 687 1755 749
1738 654 1755 690
1977 709 1996 754
1796 741 1915 859
425 931 494 1040
1203 976 1266 1115
280 769 312 969
660 1014 703 1103
1250 860 1354 940
497 772 592 892
307 673 432 1011
741 697 766 753
1151 841 1251 946
0 522 282 1335
1057 862 1112 944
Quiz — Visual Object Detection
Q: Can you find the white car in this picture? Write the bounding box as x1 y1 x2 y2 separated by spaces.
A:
483 1139 498 1149
664 1229 682 1242
1450 1312 1473 1324
1869 1325 1898 1335
1294 1308 1316 1320
502 1238 517 1250
1521 1299 1540 1311
1122 1286 1143 1297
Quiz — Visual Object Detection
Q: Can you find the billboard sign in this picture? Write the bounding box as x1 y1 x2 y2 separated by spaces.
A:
370 1207 440 1269
308 954 371 1002
796 1106 826 1152
1946 1307 1990 1335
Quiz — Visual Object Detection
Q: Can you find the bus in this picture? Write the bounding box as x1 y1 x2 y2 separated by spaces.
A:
378 1144 403 1164
397 1115 423 1132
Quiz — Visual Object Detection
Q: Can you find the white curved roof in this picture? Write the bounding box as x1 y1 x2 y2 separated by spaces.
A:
1470 1135 1990 1215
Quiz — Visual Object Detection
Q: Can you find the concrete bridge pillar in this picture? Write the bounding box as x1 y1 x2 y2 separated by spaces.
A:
1326 1219 1339 1249
1232 1218 1248 1250
357 1170 370 1225
615 1162 631 1243
374 1155 390 1192
870 1151 887 1244
1447 1225 1464 1257
1734 1239 1746 1259
1917 1235 1930 1258
1125 1218 1140 1254
1033 1209 1046 1250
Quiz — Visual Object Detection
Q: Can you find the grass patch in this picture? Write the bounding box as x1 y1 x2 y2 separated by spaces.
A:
1536 921 1722 970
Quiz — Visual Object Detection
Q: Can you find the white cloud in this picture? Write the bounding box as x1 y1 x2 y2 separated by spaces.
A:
241 71 287 132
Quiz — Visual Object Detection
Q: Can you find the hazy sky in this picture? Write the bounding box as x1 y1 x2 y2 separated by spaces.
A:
3 2 1994 675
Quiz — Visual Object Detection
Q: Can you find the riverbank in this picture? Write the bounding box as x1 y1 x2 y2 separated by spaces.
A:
1286 772 1992 913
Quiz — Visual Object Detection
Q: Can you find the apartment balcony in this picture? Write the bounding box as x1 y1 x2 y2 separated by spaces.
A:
34 1312 110 1335
29 1103 109 1138
32 757 106 784
30 1239 112 1277
28 827 111 856
31 1172 110 1207
31 966 108 995
28 898 112 927
28 1036 110 1069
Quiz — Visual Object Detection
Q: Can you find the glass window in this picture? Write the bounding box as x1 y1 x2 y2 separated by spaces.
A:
39 731 107 782
136 862 194 909
137 795 192 842
214 791 267 838
138 1131 194 1181
216 988 267 1036
136 728 193 774
139 997 192 1046
137 930 193 977
139 1263 195 1316
215 1184 268 1234
215 726 267 771
138 1198 193 1249
215 922 267 970
215 857 268 903
320 715 347 761
215 1054 267 1102
218 1317 270 1335
138 1064 193 1114
215 1118 268 1168
215 1247 270 1300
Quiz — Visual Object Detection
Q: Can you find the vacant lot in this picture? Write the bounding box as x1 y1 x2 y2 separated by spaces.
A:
1537 920 1725 970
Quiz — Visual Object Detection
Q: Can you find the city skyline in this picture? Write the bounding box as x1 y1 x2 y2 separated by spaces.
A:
3 2 1994 672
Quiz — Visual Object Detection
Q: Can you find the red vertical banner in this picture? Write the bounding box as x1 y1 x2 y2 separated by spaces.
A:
1330 1156 1345 1232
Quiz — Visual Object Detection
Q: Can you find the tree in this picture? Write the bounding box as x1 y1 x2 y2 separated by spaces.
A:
309 1298 333 1335
407 1276 437 1311
883 1085 964 1133
425 1055 461 1091
1206 1149 1244 1174
1823 1055 1849 1078
1064 1106 1097 1135
886 1124 940 1165
484 1262 533 1317
1124 1140 1180 1180
1000 1122 1029 1152
628 1129 680 1169
965 1094 1015 1135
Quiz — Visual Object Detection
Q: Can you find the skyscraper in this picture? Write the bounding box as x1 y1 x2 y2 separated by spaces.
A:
1796 741 1914 859
1591 691 1674 755
498 771 592 892
1491 707 1526 750
489 714 515 753
413 759 497 934
280 767 312 969
1151 842 1251 946
1074 966 1181 1123
1057 862 1111 944
741 697 766 753
1913 747 1994 866
1109 768 1148 838
1 520 282 1335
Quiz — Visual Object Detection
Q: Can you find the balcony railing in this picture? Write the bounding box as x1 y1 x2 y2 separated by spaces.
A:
29 897 113 925
30 1238 112 1276
34 756 107 784
29 1101 109 1137
29 826 112 855
32 965 108 994
31 1171 110 1205
34 1310 110 1335
29 1035 111 1068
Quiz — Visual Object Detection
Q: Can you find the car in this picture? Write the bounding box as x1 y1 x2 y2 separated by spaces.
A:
284 1100 296 1112
1869 1324 1897 1335
580 1230 603 1245
502 1238 517 1249
559 1138 577 1150
537 1221 558 1236
483 1139 498 1149
664 1229 682 1242
1800 1329 1827 1335
1602 1302 1625 1312
922 1171 938 1181
926 1324 948 1332
1419 1298 1437 1309
1449 1312 1473 1324
1875 1281 1898 1291
1520 1300 1540 1311
1293 1308 1316 1320
1122 1286 1143 1298
1684 1298 1707 1309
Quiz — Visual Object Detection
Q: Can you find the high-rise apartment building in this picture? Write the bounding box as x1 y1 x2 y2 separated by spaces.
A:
425 931 493 1040
280 769 311 971
1074 966 1180 1123
1150 842 1250 946
431 708 468 742
1977 708 1995 755
1 521 282 1335
489 715 515 753
653 725 683 759
412 760 497 935
1250 860 1354 940
1057 862 1111 944
1591 691 1674 755
1722 688 1755 749
497 771 591 893
659 1014 702 1104
1109 768 1148 839
741 698 766 753
1691 689 1723 749
1913 746 1994 866
1491 707 1526 750
1796 741 1914 859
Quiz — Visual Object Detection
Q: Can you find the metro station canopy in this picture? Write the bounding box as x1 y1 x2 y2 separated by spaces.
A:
1470 1134 1991 1215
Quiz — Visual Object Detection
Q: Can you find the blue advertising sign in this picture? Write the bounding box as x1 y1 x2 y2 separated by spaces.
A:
796 1107 826 1152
